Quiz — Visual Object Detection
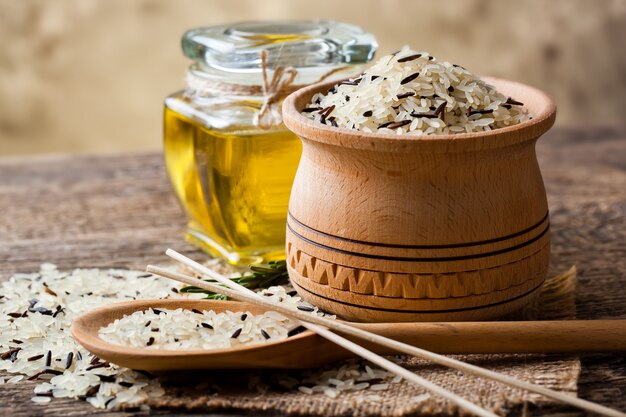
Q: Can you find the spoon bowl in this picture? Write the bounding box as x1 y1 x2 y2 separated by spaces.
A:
71 299 626 371
71 299 319 370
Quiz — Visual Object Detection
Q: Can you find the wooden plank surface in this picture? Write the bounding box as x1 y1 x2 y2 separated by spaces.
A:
0 127 625 416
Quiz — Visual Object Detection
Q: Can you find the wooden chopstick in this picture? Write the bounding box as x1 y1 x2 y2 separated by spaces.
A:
156 249 626 417
148 263 497 417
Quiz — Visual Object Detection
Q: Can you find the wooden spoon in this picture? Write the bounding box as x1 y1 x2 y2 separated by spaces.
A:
71 298 626 371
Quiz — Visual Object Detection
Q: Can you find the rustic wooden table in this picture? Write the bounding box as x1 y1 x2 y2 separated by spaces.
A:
1 127 625 416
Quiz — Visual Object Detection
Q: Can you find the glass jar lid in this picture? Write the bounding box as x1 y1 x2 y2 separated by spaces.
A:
182 20 377 75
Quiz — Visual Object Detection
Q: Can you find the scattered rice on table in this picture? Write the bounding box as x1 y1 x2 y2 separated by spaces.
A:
303 46 530 135
0 262 401 410
0 264 176 409
279 358 403 400
412 393 432 403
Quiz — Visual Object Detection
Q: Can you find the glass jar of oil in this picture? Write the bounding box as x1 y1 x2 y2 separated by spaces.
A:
164 21 377 265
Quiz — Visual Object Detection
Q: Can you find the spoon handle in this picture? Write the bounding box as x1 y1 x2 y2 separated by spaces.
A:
352 319 626 354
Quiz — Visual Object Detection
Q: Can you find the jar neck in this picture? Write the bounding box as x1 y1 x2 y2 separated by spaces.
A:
184 62 364 100
185 64 265 100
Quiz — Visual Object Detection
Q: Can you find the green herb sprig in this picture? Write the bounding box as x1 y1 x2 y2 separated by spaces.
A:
179 260 289 300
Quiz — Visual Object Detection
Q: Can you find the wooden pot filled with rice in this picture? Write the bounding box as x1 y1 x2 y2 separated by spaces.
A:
282 47 557 322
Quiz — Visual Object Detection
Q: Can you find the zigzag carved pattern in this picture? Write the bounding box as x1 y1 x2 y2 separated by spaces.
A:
286 240 550 299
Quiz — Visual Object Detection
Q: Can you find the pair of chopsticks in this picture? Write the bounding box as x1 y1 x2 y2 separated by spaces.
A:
147 249 625 417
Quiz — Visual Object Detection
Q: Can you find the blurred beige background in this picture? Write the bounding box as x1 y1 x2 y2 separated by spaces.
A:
0 0 625 156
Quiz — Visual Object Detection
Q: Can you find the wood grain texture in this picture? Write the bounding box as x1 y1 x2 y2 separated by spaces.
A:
0 126 625 416
282 78 556 322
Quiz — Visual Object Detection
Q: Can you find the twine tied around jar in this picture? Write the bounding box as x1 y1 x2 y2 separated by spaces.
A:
256 50 350 129
185 49 350 130
255 49 298 129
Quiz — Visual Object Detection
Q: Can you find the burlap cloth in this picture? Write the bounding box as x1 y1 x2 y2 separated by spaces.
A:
135 266 579 417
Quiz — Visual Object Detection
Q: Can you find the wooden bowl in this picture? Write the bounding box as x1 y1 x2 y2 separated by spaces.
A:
282 77 557 322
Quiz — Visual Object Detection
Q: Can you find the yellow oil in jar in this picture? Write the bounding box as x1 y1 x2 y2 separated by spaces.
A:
163 101 301 265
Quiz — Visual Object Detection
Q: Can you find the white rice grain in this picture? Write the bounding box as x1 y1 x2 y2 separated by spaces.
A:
7 375 24 384
324 388 339 399
298 386 313 395
412 393 432 403
31 396 52 404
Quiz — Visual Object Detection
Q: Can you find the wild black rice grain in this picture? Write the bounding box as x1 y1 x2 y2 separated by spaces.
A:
52 306 64 318
386 120 412 129
468 109 494 116
86 362 108 371
2 348 20 361
85 385 100 397
400 72 420 85
321 105 335 117
288 326 307 337
396 92 415 99
506 97 524 106
397 53 422 62
434 102 447 116
410 112 438 118
44 369 63 376
98 375 116 383
29 307 53 315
